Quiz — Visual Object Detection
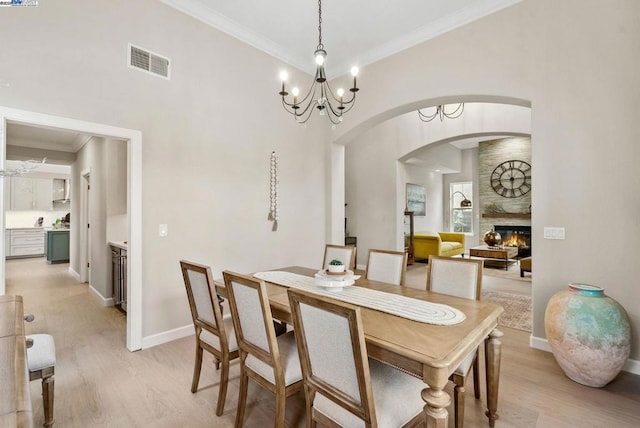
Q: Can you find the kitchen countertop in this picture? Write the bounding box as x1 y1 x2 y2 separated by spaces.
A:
45 227 70 232
109 241 127 250
6 227 45 230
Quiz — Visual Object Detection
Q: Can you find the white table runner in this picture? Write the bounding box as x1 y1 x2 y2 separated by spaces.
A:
253 271 465 325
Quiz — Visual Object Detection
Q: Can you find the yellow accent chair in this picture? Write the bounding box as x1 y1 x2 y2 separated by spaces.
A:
413 231 465 260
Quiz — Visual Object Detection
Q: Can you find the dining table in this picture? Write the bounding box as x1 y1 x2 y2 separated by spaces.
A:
215 266 504 428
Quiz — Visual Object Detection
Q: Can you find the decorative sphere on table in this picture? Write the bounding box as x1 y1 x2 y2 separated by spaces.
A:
544 283 631 387
483 229 502 246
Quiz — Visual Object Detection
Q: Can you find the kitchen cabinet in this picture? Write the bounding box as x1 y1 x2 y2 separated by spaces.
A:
10 177 53 211
45 230 70 263
7 228 45 258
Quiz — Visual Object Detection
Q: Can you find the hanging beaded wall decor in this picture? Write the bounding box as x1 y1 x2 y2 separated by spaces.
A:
268 151 279 231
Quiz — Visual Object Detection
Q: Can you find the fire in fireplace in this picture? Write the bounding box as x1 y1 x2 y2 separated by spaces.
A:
494 225 531 258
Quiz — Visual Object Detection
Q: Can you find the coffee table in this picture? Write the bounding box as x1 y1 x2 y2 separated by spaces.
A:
470 245 518 271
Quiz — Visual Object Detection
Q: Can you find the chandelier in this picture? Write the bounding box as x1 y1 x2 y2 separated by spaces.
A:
278 0 359 125
0 158 46 177
418 103 464 122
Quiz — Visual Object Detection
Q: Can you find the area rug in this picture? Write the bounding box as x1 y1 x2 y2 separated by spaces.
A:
481 290 532 332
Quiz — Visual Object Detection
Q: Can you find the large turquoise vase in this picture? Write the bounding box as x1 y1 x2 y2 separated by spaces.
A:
544 283 631 387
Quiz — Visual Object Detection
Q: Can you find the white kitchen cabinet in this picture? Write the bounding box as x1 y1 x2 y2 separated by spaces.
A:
9 177 53 211
7 229 45 258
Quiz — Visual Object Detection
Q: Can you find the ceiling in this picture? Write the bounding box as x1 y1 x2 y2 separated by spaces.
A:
7 123 89 153
160 0 521 77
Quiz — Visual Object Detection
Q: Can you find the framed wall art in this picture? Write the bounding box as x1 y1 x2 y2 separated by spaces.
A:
406 183 426 216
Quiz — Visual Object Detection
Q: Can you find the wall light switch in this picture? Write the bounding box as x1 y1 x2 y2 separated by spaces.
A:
159 224 168 237
544 227 565 240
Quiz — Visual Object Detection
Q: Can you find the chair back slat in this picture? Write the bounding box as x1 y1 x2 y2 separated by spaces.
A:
365 249 407 286
426 256 483 300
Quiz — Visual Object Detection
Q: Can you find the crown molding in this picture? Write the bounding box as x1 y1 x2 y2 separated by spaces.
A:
159 0 311 74
331 0 522 76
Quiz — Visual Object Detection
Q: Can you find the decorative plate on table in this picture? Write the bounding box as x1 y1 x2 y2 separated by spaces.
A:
314 270 360 290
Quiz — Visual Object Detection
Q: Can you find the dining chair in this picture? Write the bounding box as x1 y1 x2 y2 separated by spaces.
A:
287 288 425 428
322 244 357 270
26 333 56 427
222 271 303 427
180 260 239 416
364 249 408 286
426 255 484 428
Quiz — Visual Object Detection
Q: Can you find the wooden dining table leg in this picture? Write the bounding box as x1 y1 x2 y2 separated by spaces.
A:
421 386 451 428
484 328 504 427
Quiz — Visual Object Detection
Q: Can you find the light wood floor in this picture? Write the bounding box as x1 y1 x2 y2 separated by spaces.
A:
6 258 640 427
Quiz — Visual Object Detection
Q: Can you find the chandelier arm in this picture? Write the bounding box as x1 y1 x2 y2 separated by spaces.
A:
281 98 298 114
418 108 439 122
294 102 318 124
445 103 464 118
293 72 322 107
338 98 357 115
295 98 319 119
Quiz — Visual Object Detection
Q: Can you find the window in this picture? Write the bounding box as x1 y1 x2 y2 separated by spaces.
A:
450 182 473 234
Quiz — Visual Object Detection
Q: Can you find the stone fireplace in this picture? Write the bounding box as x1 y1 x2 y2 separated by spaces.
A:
494 225 531 258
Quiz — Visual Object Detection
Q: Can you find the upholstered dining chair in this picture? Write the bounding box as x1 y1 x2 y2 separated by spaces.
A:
322 244 357 270
222 271 303 427
180 260 239 416
26 333 56 427
426 255 484 428
287 288 426 428
364 249 408 286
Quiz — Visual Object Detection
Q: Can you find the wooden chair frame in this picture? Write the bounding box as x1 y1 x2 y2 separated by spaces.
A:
288 289 376 427
322 244 357 270
364 249 408 286
29 358 55 427
426 255 484 428
180 260 239 416
222 271 303 428
288 289 423 428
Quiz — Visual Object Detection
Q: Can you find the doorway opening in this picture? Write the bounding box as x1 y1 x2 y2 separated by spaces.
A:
0 106 142 351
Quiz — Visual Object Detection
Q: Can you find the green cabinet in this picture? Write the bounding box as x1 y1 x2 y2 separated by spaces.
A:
45 230 70 263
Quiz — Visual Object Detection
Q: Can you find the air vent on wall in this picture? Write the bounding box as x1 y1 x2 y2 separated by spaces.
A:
128 43 170 80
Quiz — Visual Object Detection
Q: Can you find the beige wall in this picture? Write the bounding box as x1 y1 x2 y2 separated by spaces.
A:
337 0 640 363
0 0 327 337
2 0 638 366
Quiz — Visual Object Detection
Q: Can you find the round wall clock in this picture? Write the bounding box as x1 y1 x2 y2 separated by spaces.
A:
490 159 531 198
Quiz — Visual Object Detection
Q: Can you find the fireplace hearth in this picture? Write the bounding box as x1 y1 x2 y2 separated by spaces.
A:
494 225 531 258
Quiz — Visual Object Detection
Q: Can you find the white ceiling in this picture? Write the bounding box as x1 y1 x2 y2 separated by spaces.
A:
160 0 521 77
7 123 89 153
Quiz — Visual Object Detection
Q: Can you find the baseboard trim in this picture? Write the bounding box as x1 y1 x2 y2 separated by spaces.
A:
88 284 114 307
529 335 551 352
530 335 640 375
142 324 193 350
68 267 80 281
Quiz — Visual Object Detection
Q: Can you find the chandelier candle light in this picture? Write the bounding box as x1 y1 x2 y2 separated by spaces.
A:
418 103 464 122
278 0 360 125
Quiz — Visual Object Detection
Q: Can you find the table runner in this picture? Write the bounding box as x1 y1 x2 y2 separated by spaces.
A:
253 271 465 325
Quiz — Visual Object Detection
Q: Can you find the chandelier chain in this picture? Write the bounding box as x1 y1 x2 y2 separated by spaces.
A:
317 0 323 48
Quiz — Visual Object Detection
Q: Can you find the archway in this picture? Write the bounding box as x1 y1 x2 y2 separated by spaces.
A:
333 97 531 268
